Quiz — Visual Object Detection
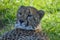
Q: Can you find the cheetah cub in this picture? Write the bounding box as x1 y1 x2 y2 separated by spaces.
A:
1 6 49 40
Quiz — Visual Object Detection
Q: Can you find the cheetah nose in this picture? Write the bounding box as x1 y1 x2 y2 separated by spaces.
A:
19 20 24 23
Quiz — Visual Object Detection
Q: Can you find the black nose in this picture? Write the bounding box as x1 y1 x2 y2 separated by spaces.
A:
19 20 24 23
27 14 32 17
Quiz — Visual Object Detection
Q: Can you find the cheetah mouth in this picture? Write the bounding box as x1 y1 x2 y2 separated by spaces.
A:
14 21 39 30
14 20 33 30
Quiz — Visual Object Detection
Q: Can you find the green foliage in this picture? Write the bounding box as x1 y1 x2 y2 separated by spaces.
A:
0 0 60 40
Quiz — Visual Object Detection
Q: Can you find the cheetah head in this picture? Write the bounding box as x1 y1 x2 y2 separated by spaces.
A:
15 6 45 30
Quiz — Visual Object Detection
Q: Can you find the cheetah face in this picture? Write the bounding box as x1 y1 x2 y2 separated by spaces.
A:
15 6 45 30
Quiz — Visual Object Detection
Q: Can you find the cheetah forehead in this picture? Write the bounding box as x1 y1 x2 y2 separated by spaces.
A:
19 6 38 14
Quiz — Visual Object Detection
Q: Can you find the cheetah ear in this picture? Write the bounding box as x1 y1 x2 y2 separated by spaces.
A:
38 10 45 19
18 6 25 12
18 6 25 10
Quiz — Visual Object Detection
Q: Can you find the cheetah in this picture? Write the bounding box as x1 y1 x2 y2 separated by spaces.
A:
0 6 49 40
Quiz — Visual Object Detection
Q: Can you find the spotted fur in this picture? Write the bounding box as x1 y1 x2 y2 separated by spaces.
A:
0 6 49 40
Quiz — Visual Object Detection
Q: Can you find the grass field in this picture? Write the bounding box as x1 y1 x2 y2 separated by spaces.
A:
0 0 60 40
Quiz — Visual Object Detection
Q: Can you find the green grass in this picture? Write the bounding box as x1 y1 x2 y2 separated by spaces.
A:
0 0 60 40
42 12 60 40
